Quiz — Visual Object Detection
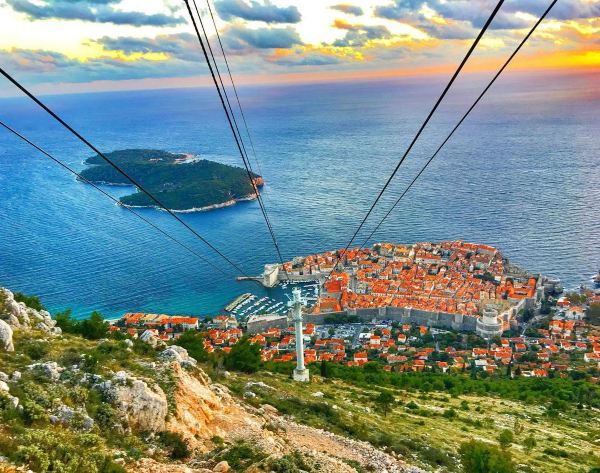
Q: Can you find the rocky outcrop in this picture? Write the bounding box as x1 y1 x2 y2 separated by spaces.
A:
0 319 14 352
99 371 168 432
165 363 266 450
28 361 64 381
129 458 212 473
139 329 164 348
50 404 94 432
159 346 197 368
0 287 61 336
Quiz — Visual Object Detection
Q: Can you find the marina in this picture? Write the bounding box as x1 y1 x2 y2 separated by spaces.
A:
224 281 321 321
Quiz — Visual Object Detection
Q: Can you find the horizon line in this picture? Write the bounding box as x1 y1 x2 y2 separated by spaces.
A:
0 63 598 100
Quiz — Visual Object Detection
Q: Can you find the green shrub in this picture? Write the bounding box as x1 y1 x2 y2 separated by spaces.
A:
55 310 109 340
498 429 514 449
443 408 457 419
173 331 210 362
93 403 120 431
268 451 312 473
224 337 261 373
215 440 267 471
406 401 418 410
158 432 190 460
523 434 536 452
13 292 45 311
21 400 48 426
459 440 515 473
14 430 117 473
22 340 50 361
543 447 569 458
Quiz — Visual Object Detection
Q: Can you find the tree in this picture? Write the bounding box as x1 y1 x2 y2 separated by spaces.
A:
540 300 552 315
13 292 45 311
174 330 209 362
54 309 108 339
375 391 394 417
513 418 524 435
79 311 109 340
459 440 515 473
470 361 478 379
497 429 514 450
224 337 261 373
523 434 536 452
320 360 330 378
55 309 76 333
588 303 600 326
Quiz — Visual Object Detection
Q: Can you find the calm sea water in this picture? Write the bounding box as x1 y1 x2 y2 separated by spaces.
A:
1 71 598 318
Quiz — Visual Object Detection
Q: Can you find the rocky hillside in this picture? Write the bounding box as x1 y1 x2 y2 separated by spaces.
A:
0 287 419 473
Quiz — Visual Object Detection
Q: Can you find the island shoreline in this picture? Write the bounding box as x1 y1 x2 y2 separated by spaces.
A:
120 193 258 213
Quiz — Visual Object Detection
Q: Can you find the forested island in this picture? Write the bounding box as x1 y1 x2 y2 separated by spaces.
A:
80 149 263 211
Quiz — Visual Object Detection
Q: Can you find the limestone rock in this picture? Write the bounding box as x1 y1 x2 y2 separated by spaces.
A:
6 395 19 409
0 380 9 392
28 361 64 381
159 346 197 368
128 458 211 472
99 371 167 432
50 404 94 432
259 404 278 416
244 381 272 391
139 329 164 348
0 287 60 336
164 363 266 451
212 460 230 472
0 320 14 352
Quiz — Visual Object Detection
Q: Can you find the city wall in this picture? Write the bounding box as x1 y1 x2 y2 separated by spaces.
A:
306 306 479 331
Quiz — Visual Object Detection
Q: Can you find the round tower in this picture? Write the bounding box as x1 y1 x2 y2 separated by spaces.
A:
476 305 503 339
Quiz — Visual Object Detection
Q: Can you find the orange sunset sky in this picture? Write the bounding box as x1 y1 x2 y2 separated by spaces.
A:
0 0 599 95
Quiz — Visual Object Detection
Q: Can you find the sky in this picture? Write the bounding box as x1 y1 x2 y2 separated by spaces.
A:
0 0 599 95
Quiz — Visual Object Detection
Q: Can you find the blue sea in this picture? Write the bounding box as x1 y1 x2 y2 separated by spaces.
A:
1 70 598 319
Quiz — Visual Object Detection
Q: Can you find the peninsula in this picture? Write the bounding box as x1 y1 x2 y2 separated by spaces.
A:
80 149 263 211
251 241 554 338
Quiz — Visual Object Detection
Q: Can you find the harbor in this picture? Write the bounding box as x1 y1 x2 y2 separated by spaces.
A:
224 280 321 322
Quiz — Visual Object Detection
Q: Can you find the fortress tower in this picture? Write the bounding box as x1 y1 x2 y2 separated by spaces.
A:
476 305 504 339
263 263 280 288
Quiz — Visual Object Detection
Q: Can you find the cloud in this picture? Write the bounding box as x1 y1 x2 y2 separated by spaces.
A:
375 0 600 32
98 33 200 61
268 51 343 66
6 0 184 27
374 0 427 21
507 0 600 21
222 25 302 50
418 20 477 40
330 4 364 17
332 19 392 47
215 0 301 24
267 44 364 67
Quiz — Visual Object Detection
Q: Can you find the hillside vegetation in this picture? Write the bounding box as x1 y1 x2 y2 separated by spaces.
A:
1 288 599 473
220 367 600 473
0 288 416 473
80 149 261 211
